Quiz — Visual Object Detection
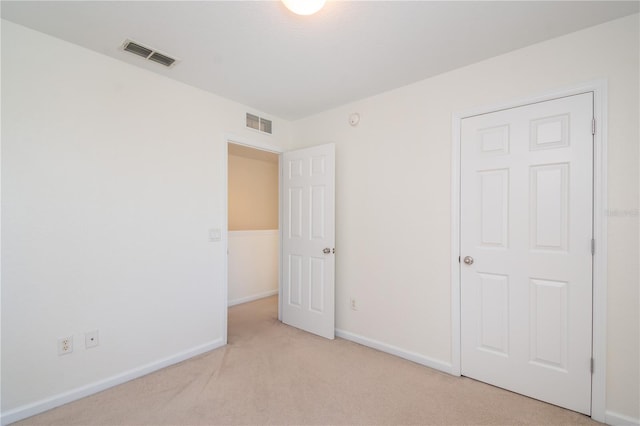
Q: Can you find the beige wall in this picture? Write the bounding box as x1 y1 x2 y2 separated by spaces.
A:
228 146 279 231
291 14 639 422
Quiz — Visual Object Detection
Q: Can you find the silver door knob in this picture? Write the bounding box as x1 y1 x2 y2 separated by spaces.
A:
323 248 331 254
463 256 474 265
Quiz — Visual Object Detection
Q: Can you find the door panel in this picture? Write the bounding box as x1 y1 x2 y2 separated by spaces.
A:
478 272 509 356
282 144 335 339
530 164 569 251
460 93 593 414
529 278 568 370
479 169 509 247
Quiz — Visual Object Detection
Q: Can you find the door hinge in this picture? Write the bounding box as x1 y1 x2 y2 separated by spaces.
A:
591 239 595 255
592 118 596 135
591 358 594 374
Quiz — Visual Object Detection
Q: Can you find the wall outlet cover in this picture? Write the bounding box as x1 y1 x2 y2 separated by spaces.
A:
85 330 99 348
58 336 73 355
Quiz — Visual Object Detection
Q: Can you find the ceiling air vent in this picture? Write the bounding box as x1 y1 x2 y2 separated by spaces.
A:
122 39 178 68
246 113 273 135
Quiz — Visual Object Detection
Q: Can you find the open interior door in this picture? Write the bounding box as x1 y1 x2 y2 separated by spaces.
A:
281 143 335 339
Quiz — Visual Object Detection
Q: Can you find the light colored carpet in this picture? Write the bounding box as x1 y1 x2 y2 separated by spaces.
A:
16 296 599 425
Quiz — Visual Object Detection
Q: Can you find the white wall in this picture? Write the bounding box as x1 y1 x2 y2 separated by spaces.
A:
290 14 639 422
1 20 290 421
0 17 4 416
228 230 278 306
2 12 639 425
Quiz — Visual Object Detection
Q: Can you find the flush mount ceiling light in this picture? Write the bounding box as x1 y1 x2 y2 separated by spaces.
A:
281 0 326 15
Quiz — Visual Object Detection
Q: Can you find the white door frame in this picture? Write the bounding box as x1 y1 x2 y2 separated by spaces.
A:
222 133 285 346
450 80 608 422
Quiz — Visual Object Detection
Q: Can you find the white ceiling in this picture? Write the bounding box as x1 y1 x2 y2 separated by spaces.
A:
2 1 638 120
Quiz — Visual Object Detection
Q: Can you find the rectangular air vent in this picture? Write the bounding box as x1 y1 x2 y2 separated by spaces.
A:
123 42 152 58
246 113 272 135
122 39 178 68
148 52 176 67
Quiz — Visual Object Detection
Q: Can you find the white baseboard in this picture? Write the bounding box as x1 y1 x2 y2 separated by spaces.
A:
228 289 278 307
335 329 454 375
335 331 637 426
1 338 225 426
606 411 640 426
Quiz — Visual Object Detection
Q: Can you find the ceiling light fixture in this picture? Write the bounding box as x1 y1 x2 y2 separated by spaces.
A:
281 0 326 15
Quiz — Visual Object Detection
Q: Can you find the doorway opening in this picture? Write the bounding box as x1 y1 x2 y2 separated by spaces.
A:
227 142 280 337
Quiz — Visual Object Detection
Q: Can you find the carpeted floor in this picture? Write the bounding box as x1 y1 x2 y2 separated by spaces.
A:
16 296 599 425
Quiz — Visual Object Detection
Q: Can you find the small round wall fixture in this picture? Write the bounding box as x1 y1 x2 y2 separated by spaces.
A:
281 0 326 15
349 113 360 127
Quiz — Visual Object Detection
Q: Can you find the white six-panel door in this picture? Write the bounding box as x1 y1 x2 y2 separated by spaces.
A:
281 143 335 339
460 93 593 414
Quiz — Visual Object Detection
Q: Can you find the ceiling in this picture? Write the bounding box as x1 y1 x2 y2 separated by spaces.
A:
2 1 638 120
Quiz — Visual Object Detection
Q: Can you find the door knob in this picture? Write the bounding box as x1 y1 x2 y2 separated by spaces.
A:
463 256 474 265
323 248 331 254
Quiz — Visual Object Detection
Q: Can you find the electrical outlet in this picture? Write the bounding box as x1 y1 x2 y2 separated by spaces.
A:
58 336 73 355
85 330 99 349
350 298 358 311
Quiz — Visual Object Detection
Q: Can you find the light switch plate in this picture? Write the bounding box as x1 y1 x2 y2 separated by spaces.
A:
209 228 221 242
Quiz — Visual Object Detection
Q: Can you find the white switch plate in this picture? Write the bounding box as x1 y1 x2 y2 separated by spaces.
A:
208 228 221 242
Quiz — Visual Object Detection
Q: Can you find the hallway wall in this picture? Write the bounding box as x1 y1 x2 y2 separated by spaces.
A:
227 144 279 305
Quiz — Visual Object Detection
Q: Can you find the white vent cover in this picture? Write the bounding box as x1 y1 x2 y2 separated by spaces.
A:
246 113 272 135
122 39 178 68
